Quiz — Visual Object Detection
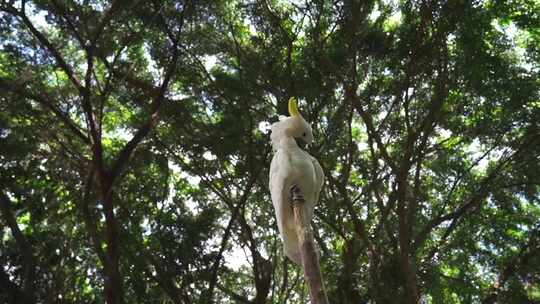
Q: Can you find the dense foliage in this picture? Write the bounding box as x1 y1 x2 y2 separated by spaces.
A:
1 0 539 303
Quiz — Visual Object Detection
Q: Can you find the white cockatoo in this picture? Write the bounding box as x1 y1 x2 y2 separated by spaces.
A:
269 98 324 264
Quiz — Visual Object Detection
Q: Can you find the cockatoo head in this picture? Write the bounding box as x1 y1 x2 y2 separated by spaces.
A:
270 98 314 150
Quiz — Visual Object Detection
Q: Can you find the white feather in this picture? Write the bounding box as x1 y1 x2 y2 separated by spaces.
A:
269 115 324 264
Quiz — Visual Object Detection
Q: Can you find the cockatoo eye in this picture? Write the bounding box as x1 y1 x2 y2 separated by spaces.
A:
302 132 306 137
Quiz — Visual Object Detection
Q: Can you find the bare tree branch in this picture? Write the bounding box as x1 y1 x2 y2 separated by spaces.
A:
0 5 85 92
0 77 90 144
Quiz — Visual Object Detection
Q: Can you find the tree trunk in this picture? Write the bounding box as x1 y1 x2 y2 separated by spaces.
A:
101 185 122 304
0 193 36 304
397 166 419 304
291 186 329 304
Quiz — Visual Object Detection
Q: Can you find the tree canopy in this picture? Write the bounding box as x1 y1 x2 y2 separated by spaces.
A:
1 0 539 303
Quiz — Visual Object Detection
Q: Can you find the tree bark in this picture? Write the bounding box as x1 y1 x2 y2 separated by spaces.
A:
291 186 329 304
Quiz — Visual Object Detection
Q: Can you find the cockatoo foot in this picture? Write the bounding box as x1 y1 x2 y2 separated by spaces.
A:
290 184 305 206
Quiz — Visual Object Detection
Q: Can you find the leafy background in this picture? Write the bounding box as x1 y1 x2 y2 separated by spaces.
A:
0 0 539 303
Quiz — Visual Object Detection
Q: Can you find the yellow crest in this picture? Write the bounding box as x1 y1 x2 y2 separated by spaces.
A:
288 97 300 116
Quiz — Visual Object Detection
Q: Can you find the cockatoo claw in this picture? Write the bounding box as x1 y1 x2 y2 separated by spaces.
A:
290 184 305 206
